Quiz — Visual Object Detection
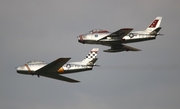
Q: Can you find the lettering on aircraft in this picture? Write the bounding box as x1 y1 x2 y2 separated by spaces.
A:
66 64 87 69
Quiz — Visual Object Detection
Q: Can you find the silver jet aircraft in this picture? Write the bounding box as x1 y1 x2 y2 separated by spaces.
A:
77 17 162 52
16 48 99 83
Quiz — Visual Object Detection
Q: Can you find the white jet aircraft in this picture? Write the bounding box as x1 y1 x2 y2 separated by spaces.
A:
16 48 99 83
77 17 162 52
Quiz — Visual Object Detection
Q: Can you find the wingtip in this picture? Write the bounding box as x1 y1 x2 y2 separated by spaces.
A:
132 48 141 51
136 49 141 51
71 80 80 83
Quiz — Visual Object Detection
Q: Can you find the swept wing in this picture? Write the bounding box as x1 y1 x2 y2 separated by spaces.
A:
97 28 133 41
35 58 79 83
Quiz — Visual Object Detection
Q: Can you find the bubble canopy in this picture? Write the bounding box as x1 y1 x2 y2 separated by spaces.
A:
26 61 46 64
89 29 109 34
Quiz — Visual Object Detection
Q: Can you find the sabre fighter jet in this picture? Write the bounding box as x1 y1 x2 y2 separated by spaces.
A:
16 48 99 83
77 17 162 52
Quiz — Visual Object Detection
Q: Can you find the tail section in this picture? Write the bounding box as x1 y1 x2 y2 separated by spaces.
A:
81 48 99 65
149 27 162 35
145 16 162 33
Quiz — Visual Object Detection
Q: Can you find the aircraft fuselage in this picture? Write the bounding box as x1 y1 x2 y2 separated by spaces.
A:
78 32 156 46
16 62 92 75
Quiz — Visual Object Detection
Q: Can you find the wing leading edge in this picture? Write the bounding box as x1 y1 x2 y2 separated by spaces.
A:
35 58 80 83
97 28 133 41
94 28 140 52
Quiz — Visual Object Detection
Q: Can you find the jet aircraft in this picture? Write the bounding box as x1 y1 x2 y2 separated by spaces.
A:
16 48 99 83
77 17 162 52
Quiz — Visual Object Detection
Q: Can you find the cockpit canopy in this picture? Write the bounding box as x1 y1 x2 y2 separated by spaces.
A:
89 29 109 34
26 61 46 65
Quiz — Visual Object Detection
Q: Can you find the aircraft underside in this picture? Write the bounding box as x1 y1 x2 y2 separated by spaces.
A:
83 37 156 46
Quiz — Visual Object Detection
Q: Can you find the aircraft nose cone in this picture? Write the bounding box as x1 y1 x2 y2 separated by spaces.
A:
16 66 20 70
77 36 80 40
16 65 26 73
77 35 84 43
16 66 21 73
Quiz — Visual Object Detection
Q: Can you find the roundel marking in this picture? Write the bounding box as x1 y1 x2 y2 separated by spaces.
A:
66 64 71 68
95 34 98 37
129 33 134 38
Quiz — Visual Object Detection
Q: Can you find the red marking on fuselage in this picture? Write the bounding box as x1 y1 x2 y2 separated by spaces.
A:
79 35 83 42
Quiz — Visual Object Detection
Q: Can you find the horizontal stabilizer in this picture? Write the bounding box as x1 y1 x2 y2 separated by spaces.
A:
150 27 162 35
87 58 98 65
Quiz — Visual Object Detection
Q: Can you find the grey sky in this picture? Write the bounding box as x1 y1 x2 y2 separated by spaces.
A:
0 0 180 109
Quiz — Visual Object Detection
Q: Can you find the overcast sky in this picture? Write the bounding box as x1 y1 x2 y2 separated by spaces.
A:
0 0 180 109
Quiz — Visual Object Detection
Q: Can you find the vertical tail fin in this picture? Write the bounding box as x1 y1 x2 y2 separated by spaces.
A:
145 17 162 32
82 48 99 64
